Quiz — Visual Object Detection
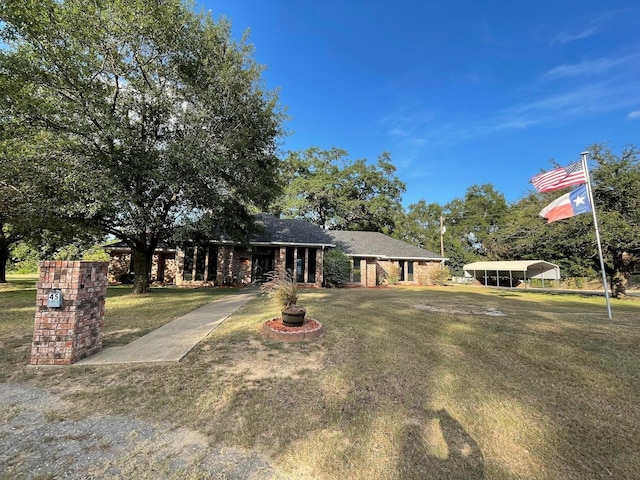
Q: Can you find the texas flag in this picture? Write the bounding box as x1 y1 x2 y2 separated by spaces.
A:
539 185 592 223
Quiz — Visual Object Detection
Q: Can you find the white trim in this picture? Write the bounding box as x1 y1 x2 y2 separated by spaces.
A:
344 254 447 261
213 240 335 248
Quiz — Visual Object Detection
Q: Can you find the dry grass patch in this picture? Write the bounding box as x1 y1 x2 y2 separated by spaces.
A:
2 283 640 478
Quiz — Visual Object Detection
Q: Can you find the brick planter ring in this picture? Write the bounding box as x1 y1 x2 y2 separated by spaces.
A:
262 318 323 342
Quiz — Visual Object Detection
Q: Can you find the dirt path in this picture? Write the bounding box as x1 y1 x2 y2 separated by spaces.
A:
0 383 283 479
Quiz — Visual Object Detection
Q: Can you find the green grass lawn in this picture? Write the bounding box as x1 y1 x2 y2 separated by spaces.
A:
1 277 640 479
0 274 234 379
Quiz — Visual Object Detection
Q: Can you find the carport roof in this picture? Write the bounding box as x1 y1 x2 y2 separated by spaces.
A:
464 260 559 272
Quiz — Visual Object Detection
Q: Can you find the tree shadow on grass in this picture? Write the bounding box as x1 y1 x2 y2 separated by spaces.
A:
398 409 484 479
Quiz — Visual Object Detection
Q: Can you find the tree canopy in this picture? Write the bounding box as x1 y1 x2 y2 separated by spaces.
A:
438 184 508 275
0 126 98 282
274 147 405 232
393 200 443 254
1 0 284 292
393 146 640 297
483 144 640 297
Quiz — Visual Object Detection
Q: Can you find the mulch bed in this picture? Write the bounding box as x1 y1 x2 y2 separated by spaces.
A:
262 318 323 342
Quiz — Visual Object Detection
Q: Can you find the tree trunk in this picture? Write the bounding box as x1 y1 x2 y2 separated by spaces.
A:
611 270 628 299
0 226 8 283
131 239 157 294
0 243 8 283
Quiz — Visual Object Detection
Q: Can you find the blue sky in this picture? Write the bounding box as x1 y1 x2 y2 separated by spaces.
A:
224 2 637 206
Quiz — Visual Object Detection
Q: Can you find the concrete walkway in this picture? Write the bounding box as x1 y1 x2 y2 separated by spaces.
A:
75 288 259 366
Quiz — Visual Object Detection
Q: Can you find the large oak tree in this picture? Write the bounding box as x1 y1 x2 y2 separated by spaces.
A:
1 0 284 292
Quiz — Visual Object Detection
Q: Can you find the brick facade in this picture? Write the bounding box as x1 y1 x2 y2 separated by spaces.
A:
108 251 175 285
31 261 108 366
348 259 445 286
365 260 378 286
174 245 324 287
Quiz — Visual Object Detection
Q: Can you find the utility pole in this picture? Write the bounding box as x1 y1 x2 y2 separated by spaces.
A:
440 215 445 257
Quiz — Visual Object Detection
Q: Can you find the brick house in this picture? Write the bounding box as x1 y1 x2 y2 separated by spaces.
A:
105 214 447 287
326 230 447 287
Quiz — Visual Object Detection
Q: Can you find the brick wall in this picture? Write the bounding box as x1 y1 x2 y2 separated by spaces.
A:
30 261 108 366
365 260 378 286
107 252 130 284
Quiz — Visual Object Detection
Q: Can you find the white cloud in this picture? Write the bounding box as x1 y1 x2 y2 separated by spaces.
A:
395 78 640 145
486 81 638 132
382 111 431 147
542 53 639 80
551 26 600 46
550 8 631 46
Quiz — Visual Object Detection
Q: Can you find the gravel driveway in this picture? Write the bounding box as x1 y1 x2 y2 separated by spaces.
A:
0 383 282 479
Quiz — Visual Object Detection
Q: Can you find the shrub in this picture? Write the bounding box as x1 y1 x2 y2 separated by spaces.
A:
431 266 451 285
565 277 585 289
416 270 430 286
385 263 401 285
323 249 351 288
7 242 39 273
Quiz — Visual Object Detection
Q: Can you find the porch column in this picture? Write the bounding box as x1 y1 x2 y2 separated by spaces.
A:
317 248 324 286
276 247 286 271
175 247 185 286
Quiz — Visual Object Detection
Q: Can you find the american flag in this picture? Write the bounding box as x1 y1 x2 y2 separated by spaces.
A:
531 161 586 192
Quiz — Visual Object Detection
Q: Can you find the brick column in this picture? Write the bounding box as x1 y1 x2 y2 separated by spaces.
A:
366 261 377 286
30 261 108 365
316 249 324 286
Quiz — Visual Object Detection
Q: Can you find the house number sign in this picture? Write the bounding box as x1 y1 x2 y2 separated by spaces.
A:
47 289 63 308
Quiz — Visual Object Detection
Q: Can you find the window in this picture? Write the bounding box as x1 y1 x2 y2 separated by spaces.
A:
195 246 206 280
407 261 414 282
207 245 218 280
296 249 306 283
308 248 317 283
183 245 195 280
353 257 362 283
286 247 295 273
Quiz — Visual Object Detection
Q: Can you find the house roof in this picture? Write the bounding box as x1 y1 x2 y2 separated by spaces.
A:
327 230 446 261
103 215 446 261
248 214 336 247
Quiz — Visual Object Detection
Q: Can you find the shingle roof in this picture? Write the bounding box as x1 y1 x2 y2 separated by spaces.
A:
249 214 336 246
326 230 446 261
104 215 445 261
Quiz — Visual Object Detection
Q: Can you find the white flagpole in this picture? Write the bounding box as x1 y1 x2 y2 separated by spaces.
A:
581 151 612 319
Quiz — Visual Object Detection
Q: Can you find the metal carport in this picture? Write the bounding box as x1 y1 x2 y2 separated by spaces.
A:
463 260 561 288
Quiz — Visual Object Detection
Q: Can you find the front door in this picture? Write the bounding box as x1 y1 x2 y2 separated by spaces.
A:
252 248 275 282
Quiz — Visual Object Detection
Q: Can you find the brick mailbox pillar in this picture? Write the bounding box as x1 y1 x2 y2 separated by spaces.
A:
31 261 108 365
